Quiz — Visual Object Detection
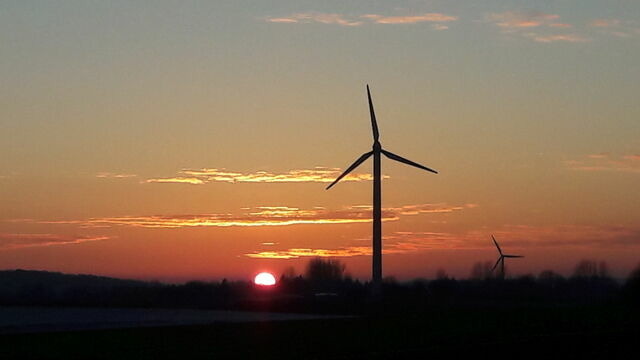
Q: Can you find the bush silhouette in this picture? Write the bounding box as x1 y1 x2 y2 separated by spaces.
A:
623 263 640 304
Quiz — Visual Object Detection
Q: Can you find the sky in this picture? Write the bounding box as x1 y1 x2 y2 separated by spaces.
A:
1 0 639 282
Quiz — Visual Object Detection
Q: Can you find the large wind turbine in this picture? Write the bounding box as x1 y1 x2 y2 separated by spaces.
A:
491 235 524 279
326 85 438 296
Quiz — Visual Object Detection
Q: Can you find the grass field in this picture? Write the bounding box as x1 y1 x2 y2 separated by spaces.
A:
1 304 637 359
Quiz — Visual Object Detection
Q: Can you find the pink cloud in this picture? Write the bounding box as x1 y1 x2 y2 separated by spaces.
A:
549 23 572 28
528 33 590 43
266 13 362 26
488 11 561 29
486 11 590 44
492 224 640 248
589 18 639 39
587 153 609 159
361 13 458 24
245 224 640 259
0 233 109 250
566 154 640 173
590 19 621 28
267 12 457 27
267 18 299 24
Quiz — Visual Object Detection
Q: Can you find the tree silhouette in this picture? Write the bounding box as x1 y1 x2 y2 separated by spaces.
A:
572 260 609 279
435 268 449 280
305 258 345 284
623 263 640 303
281 266 297 280
304 258 347 294
470 261 495 280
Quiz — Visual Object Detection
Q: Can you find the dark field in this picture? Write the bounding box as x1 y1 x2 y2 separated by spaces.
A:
2 267 639 358
1 305 637 359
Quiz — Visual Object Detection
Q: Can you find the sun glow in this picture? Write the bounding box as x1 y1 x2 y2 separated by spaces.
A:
254 272 276 286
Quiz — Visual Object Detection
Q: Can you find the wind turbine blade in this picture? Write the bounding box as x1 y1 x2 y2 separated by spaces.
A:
367 85 380 142
326 151 373 190
381 149 438 174
492 257 502 271
504 255 524 258
492 235 503 255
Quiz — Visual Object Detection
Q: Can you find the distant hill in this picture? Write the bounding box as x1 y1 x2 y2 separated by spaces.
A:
0 269 149 292
0 270 241 310
0 269 156 307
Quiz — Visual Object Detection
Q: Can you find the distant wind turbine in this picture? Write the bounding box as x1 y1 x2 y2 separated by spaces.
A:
491 235 524 279
326 85 438 296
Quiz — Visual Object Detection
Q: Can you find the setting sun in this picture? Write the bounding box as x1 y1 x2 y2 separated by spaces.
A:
254 272 276 286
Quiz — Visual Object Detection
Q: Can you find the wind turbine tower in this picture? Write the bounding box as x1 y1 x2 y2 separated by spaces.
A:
327 85 438 296
491 235 524 279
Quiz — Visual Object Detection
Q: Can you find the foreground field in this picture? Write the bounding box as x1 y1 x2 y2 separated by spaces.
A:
0 307 346 334
0 304 637 359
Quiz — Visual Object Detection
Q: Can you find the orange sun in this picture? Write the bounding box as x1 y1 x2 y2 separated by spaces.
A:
254 272 276 286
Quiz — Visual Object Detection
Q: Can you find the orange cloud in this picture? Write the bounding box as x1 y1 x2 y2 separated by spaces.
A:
361 13 458 24
0 234 109 250
33 203 473 229
246 247 372 259
245 224 640 259
390 203 478 215
145 167 378 185
146 177 205 185
96 172 137 179
245 231 479 259
566 154 640 173
38 207 388 229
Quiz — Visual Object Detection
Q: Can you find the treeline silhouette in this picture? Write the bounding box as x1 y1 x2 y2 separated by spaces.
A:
1 259 639 314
